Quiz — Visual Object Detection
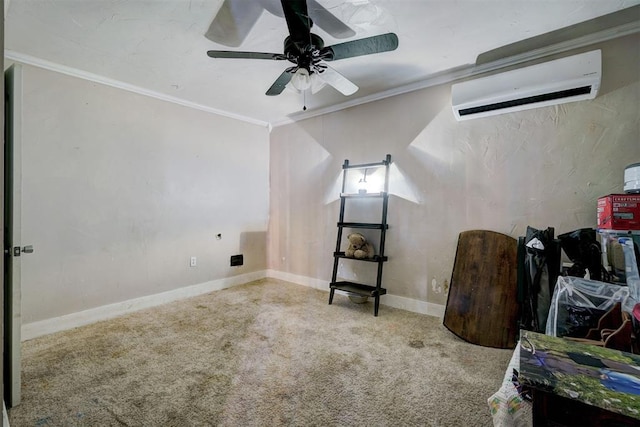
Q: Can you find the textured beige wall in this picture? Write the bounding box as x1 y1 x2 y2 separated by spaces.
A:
269 34 640 307
20 66 270 323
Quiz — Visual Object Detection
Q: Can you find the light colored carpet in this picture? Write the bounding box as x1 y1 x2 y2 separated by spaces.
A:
9 278 512 426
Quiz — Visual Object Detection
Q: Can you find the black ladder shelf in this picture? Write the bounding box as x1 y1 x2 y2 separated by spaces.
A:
329 154 391 316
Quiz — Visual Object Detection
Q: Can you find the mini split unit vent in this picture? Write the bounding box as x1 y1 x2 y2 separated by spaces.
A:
452 50 601 121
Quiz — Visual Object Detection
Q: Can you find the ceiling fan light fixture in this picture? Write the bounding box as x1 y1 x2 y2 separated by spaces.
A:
291 67 311 91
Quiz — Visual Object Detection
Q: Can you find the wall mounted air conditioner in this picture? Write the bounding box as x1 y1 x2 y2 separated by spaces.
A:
451 50 601 121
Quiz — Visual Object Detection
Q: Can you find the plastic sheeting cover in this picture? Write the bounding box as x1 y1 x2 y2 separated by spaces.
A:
546 276 632 337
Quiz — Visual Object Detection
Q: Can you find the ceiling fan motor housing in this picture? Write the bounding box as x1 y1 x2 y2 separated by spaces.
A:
284 33 325 63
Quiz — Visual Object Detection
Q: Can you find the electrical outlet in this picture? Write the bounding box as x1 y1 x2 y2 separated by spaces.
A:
190 256 197 267
230 254 243 266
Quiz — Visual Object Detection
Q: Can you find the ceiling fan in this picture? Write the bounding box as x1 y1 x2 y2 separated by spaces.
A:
206 0 399 97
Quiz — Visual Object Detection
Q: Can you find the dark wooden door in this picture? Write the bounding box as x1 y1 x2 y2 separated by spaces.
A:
443 230 518 349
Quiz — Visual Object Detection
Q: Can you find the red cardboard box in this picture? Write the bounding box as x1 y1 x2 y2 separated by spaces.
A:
597 194 640 230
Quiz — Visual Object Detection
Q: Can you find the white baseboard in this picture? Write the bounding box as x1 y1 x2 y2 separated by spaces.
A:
22 270 267 341
266 269 445 318
383 293 445 318
22 269 445 341
266 269 328 291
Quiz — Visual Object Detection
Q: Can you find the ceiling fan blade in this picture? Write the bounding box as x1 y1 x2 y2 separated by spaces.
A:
324 33 399 61
317 65 358 96
310 73 327 94
259 0 284 17
266 71 293 96
204 0 263 47
207 50 286 60
307 0 355 39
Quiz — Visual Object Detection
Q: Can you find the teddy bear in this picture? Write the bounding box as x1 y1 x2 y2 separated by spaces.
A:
345 232 375 259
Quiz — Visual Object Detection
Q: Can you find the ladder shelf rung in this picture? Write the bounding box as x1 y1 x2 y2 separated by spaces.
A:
337 222 388 230
341 192 387 198
342 160 390 170
330 281 387 297
333 252 387 262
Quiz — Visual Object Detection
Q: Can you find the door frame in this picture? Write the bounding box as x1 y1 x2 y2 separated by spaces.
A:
4 63 23 409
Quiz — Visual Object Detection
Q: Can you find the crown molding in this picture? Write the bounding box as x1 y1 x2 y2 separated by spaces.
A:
4 50 271 129
6 16 639 130
271 19 640 128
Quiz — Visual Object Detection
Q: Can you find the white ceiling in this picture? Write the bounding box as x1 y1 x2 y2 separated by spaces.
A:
5 0 640 127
